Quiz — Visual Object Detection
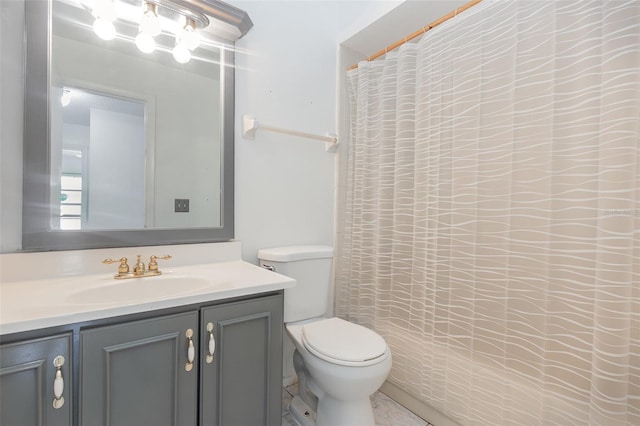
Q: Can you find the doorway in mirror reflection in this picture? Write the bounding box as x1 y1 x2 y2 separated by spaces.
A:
53 87 146 230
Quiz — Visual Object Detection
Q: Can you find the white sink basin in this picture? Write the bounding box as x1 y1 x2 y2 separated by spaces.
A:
67 275 211 305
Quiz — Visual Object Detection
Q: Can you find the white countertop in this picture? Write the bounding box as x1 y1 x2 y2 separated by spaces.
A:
0 243 296 335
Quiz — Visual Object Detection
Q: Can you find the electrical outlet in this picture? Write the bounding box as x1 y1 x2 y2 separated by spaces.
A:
175 198 189 213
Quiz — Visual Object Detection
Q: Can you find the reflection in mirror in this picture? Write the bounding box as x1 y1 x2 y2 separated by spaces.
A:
54 87 146 230
22 0 251 251
51 0 221 230
60 149 85 230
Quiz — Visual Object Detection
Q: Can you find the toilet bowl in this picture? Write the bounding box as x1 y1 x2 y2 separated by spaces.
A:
257 246 392 426
286 317 392 426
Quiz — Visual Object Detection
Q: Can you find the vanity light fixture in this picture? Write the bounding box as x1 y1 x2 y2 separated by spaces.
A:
60 88 71 107
135 1 160 53
172 17 203 63
172 36 191 63
139 2 161 36
90 0 209 63
92 0 117 40
179 17 200 51
135 31 156 53
93 18 116 40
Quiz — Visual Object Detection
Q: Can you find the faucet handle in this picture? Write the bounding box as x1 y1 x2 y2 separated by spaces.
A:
148 254 172 272
102 257 130 276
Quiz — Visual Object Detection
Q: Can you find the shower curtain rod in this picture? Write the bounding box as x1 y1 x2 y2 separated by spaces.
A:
347 0 482 71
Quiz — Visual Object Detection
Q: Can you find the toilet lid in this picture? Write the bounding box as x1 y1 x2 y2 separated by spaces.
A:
301 317 388 366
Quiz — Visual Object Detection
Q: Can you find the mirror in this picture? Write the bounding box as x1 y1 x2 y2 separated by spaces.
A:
23 0 252 250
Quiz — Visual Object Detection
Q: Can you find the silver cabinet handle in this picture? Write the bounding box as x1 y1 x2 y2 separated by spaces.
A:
185 329 195 372
52 355 65 409
206 322 215 364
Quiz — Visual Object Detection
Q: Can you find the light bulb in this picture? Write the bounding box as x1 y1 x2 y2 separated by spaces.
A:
61 89 71 107
92 0 116 21
172 41 191 64
139 3 161 36
93 18 116 40
135 32 155 53
181 19 200 50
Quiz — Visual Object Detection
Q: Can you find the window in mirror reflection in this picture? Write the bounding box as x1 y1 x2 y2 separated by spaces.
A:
60 170 82 230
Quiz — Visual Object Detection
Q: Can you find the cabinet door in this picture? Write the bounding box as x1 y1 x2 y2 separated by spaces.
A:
80 311 198 426
201 293 283 426
0 333 72 426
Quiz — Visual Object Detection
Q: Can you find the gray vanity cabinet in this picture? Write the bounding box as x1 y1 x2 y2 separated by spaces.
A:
200 294 283 426
79 292 283 426
0 333 73 426
80 311 199 426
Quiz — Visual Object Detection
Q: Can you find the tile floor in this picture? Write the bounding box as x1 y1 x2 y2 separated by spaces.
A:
282 384 433 426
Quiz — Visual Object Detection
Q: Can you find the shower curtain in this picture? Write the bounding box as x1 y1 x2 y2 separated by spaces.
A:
336 1 639 425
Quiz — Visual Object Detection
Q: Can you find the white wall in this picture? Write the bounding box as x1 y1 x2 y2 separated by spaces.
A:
233 0 402 263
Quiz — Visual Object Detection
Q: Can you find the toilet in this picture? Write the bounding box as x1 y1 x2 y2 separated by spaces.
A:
258 245 392 426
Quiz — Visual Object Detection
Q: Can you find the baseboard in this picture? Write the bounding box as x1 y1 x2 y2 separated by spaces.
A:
379 381 462 426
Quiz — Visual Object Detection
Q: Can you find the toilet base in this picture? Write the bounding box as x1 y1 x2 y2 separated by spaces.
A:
316 395 375 426
290 396 316 426
290 393 376 426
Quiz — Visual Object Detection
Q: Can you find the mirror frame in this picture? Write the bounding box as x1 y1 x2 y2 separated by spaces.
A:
23 0 250 251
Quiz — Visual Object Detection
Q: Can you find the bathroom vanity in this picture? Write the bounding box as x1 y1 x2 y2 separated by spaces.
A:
0 242 295 426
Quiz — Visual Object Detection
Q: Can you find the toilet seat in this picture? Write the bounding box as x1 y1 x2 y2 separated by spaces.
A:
301 317 388 367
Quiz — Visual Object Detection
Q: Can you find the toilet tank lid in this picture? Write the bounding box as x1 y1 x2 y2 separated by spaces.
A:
257 245 333 262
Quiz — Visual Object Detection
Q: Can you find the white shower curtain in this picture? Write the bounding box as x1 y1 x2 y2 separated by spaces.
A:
336 1 640 425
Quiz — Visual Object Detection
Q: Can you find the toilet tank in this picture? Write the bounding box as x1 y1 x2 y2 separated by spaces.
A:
257 245 333 323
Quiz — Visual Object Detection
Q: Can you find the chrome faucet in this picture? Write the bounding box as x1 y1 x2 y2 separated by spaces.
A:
103 254 172 280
